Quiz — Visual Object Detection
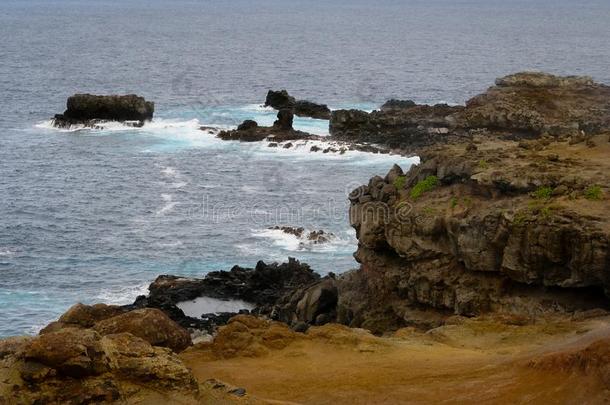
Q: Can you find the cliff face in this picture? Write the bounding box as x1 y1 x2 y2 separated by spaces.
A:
341 134 609 332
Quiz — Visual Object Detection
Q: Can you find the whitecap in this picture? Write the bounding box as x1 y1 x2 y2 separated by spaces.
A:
95 282 150 305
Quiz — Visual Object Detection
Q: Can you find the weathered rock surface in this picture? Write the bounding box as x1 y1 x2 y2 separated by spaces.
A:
53 94 154 128
330 72 610 152
339 135 610 332
0 328 198 404
93 308 192 352
458 72 610 136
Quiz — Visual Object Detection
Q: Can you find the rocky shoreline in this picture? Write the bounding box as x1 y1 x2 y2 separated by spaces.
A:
5 72 609 403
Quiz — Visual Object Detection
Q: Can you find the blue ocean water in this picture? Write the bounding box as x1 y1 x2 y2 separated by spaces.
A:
1 0 609 337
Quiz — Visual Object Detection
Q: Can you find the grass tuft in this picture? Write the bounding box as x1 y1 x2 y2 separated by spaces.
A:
410 176 439 200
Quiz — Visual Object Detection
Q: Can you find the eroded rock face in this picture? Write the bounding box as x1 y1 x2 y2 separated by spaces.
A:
0 329 198 404
340 137 609 332
93 308 191 353
53 94 154 128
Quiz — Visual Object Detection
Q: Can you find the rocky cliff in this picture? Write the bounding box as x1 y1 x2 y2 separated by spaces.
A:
340 132 609 332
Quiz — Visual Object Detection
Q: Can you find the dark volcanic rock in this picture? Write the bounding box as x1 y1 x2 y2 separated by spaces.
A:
128 258 321 333
237 119 258 131
53 94 154 128
265 89 331 120
381 99 417 111
265 90 296 110
274 109 294 130
294 100 331 120
329 72 610 153
330 104 463 151
217 110 314 142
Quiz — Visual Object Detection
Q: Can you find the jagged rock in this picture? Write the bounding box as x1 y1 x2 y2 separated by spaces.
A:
274 109 294 130
52 94 154 128
129 259 320 333
93 308 192 352
265 89 331 119
341 136 610 332
265 90 296 109
217 109 313 142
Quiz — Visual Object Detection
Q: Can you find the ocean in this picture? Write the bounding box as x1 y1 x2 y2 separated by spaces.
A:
1 0 609 337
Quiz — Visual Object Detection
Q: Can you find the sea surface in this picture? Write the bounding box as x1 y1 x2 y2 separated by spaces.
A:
1 0 609 337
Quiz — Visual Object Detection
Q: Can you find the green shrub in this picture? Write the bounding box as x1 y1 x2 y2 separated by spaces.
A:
533 186 553 200
393 175 407 190
450 197 458 208
584 185 603 201
410 176 439 200
478 159 489 170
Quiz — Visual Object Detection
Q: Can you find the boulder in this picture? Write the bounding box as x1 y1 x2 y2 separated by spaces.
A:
93 308 191 352
1 330 199 403
24 329 108 377
53 94 154 128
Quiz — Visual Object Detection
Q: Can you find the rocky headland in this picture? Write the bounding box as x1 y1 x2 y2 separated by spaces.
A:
52 94 154 128
5 72 609 403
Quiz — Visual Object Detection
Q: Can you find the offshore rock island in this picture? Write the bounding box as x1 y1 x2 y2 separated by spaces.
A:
2 72 609 403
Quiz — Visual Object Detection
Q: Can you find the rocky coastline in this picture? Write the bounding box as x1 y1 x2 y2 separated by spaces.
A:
6 72 609 403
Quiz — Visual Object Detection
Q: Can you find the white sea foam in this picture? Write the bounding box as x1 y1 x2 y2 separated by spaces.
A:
34 109 419 167
177 297 254 318
251 227 353 252
95 282 150 305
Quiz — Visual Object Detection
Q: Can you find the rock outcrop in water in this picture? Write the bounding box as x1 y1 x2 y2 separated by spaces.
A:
128 258 322 333
330 72 610 152
265 89 331 119
52 94 154 128
217 109 316 142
